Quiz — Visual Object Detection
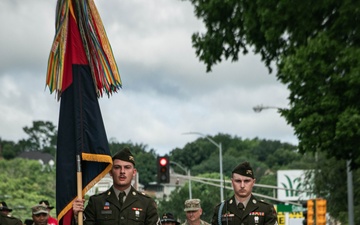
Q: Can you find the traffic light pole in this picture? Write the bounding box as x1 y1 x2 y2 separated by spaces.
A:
187 169 192 199
170 161 192 199
183 132 224 202
347 160 354 225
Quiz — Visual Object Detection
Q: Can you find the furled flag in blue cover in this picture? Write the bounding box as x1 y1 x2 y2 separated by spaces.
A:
45 0 122 225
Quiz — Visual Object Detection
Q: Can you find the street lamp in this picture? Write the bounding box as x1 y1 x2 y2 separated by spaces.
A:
183 132 224 202
170 161 192 199
252 104 281 113
253 104 355 225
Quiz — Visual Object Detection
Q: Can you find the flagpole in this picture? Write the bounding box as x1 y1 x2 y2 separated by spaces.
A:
76 155 83 225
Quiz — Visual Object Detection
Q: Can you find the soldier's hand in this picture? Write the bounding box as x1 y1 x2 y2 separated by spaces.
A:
73 198 85 216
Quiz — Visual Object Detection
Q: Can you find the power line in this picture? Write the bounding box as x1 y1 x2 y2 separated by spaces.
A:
173 174 307 205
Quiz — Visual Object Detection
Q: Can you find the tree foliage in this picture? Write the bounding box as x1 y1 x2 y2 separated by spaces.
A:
184 0 360 169
279 34 360 169
1 140 18 159
0 158 56 221
22 121 57 155
311 152 360 225
0 121 58 159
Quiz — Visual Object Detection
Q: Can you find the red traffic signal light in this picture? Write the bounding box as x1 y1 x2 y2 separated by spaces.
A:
159 157 168 166
157 155 170 183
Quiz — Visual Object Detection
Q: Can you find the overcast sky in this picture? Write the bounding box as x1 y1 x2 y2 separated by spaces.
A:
0 0 297 155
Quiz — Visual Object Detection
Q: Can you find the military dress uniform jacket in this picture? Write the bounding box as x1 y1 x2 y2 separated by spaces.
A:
211 195 278 225
0 213 22 225
83 186 159 225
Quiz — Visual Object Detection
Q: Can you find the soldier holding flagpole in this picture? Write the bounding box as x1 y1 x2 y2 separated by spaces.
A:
73 148 160 225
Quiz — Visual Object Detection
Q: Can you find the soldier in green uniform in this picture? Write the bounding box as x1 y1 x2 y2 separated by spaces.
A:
0 202 13 216
0 212 22 225
0 202 22 225
73 147 160 225
211 162 278 225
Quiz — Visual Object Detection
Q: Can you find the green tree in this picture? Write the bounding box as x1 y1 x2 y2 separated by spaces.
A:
108 140 158 186
21 121 57 156
184 0 360 169
1 140 18 159
130 143 158 187
0 158 56 221
171 135 298 178
309 153 360 225
265 147 301 168
171 133 250 174
278 34 360 169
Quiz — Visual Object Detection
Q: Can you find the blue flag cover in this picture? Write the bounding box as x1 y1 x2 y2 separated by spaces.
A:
46 0 122 224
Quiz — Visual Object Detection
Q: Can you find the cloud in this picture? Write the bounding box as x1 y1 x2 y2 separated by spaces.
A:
0 0 297 154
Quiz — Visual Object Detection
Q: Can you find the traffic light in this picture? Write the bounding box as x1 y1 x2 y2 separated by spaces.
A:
316 199 327 225
302 199 314 225
157 155 170 183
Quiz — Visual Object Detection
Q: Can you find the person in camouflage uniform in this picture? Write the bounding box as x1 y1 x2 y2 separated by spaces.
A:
31 204 50 225
182 199 210 225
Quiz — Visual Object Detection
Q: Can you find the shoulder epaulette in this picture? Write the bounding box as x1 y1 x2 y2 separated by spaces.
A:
259 199 272 205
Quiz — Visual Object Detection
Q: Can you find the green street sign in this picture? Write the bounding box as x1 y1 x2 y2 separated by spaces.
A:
277 204 293 212
276 204 304 213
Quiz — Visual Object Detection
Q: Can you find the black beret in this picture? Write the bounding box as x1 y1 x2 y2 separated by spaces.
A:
232 161 254 178
0 202 12 212
160 212 180 225
112 147 135 166
39 200 54 209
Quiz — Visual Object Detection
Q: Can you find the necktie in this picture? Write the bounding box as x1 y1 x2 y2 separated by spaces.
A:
238 202 245 217
118 191 125 208
237 202 244 210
